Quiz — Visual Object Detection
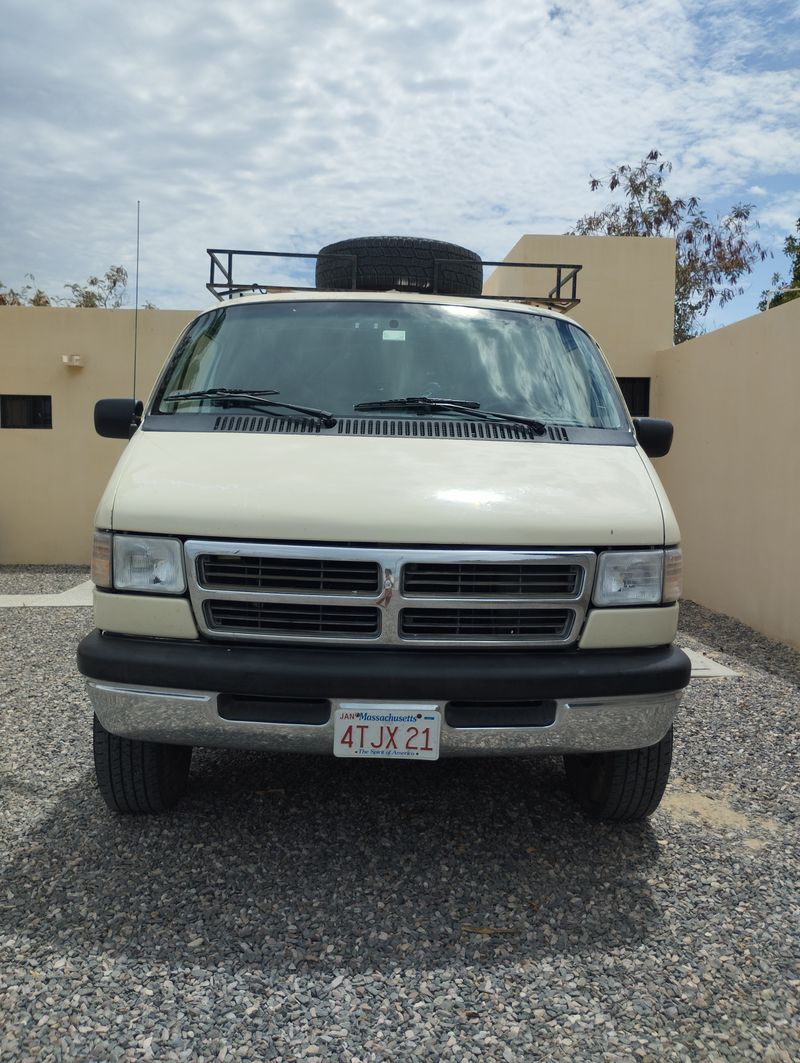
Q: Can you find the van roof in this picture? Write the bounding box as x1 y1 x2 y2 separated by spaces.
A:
201 288 574 321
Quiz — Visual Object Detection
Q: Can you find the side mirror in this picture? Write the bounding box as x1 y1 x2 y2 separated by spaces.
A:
632 417 673 458
95 399 143 439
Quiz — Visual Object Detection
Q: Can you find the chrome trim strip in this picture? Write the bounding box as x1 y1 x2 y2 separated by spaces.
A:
184 541 596 648
87 680 680 756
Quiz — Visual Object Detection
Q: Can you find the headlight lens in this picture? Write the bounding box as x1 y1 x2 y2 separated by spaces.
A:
594 551 664 606
112 535 186 594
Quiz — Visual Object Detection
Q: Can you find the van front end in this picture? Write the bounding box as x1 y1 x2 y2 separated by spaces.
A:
79 290 689 819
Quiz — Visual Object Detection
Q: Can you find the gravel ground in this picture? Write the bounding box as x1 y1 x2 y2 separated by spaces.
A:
0 574 798 1062
0 565 89 595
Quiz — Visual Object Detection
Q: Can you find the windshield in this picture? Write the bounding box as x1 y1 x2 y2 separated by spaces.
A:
153 300 626 428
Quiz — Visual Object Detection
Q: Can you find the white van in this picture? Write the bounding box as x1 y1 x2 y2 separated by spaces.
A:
78 237 690 819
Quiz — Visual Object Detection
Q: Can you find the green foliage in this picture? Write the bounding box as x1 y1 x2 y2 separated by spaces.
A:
63 265 128 308
0 274 52 306
0 265 149 308
758 218 800 311
571 150 768 344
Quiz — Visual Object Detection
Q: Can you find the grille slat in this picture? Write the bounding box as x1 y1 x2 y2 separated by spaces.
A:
206 601 380 636
199 555 381 593
403 562 581 597
400 608 573 640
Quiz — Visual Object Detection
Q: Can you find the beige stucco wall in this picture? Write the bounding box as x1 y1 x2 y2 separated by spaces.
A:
652 298 800 649
484 233 676 375
0 306 196 564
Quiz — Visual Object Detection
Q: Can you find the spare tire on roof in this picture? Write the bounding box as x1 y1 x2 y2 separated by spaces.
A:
315 236 483 297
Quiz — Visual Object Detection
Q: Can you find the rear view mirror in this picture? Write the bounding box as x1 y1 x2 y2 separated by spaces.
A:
95 399 143 439
632 417 673 458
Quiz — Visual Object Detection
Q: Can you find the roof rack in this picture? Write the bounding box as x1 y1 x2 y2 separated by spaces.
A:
206 248 582 312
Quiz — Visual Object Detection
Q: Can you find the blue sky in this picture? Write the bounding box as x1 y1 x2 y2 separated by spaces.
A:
1 0 798 334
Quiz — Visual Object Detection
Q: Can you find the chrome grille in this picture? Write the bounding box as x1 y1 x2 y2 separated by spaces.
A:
185 542 595 648
403 562 582 597
198 554 381 594
205 601 380 637
400 608 573 640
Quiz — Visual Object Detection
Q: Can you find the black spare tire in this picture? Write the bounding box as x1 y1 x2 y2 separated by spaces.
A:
315 236 483 296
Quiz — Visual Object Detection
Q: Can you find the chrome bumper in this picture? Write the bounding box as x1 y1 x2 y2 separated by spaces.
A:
86 681 682 756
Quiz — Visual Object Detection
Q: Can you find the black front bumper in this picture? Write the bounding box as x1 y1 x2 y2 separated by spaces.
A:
77 630 691 701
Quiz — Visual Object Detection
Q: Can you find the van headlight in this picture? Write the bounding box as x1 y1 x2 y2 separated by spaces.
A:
111 535 186 594
593 548 681 606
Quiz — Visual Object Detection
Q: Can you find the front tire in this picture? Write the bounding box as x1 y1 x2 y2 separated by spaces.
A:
93 714 192 814
564 727 673 822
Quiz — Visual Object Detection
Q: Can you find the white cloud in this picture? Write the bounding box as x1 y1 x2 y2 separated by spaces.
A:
0 0 798 315
758 192 800 233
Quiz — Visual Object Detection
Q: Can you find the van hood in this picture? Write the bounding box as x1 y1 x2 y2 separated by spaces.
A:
99 430 668 547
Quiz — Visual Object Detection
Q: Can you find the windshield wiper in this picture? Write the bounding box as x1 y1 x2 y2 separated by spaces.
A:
353 396 546 435
354 396 480 411
163 388 337 428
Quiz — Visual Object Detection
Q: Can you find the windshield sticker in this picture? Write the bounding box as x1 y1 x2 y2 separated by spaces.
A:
382 330 406 341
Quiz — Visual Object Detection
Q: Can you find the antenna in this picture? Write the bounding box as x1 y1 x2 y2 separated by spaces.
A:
132 200 141 398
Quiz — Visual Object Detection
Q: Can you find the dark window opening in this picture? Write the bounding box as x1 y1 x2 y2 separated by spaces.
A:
616 377 650 416
0 395 53 429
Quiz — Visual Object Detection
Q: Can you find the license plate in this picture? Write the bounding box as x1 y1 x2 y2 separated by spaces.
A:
333 703 441 760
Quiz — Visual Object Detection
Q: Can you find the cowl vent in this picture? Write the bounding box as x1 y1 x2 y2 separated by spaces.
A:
213 415 322 433
335 418 549 441
212 415 567 441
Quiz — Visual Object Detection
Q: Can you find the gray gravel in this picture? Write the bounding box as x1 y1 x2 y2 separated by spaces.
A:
0 573 798 1062
0 565 89 595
